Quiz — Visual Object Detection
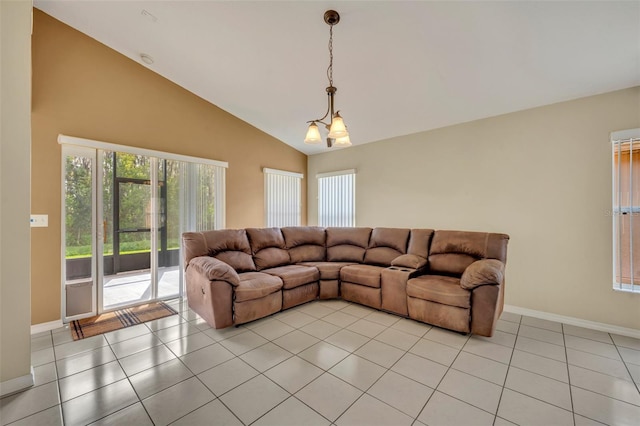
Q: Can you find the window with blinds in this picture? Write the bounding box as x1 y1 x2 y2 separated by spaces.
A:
317 169 356 227
612 128 640 293
264 168 303 227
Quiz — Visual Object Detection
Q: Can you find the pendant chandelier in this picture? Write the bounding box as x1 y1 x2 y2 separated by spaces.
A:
304 10 351 148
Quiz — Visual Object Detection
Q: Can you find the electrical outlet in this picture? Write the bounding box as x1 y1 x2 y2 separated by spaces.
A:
30 214 48 227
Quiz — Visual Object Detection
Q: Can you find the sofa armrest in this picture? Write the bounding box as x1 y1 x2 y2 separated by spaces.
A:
460 259 505 290
391 254 427 269
188 256 240 286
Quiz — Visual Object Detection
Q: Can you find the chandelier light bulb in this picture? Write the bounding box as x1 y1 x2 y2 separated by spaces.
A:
304 122 322 144
328 112 348 139
333 134 352 147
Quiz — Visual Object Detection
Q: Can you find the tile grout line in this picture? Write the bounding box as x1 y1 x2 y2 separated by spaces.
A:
312 341 392 423
285 302 390 423
119 319 238 426
561 323 577 426
60 316 192 424
252 302 406 424
4 331 63 425
563 324 640 408
97 324 155 425
51 329 69 425
493 316 521 426
353 324 453 423
611 332 640 397
406 329 496 424
228 300 353 426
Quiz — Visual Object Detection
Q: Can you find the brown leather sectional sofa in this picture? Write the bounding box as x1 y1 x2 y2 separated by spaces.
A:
182 227 509 337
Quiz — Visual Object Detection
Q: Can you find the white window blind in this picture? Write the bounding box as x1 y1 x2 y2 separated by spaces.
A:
264 168 303 227
612 128 640 293
317 169 356 227
188 162 226 231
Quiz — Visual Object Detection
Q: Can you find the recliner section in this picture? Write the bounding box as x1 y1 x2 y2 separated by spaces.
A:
183 226 509 336
340 227 412 310
247 227 320 312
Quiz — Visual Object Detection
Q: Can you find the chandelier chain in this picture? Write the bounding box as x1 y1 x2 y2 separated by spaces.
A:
304 10 350 148
327 24 333 87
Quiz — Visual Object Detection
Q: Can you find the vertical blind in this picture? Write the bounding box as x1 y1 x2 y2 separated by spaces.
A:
317 169 356 227
612 128 640 293
264 168 303 227
191 162 226 231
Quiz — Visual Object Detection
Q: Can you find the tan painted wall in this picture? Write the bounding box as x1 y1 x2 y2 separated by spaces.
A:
31 9 307 324
1 0 32 383
309 87 640 330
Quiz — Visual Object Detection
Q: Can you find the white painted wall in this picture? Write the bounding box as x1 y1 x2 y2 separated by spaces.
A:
1 0 33 389
308 87 640 330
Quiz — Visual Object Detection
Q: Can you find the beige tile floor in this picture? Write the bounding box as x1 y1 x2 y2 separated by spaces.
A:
2 298 640 425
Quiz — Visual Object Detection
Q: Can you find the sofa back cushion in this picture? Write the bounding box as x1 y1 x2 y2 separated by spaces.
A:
247 228 291 270
182 229 256 272
326 227 372 263
428 230 509 276
407 229 435 258
364 228 410 266
282 226 326 263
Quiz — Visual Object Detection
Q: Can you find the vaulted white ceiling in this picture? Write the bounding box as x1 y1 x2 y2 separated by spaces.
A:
34 1 640 155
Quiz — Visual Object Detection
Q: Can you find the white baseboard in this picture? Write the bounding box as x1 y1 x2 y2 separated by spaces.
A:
0 367 34 397
31 319 64 335
504 304 640 339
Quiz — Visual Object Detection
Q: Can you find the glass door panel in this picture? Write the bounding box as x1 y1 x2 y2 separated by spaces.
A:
158 160 183 299
62 147 96 321
102 153 154 310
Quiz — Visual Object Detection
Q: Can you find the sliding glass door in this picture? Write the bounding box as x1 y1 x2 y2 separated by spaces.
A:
61 142 225 322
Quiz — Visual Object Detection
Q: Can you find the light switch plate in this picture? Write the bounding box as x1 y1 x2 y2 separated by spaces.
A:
30 214 48 227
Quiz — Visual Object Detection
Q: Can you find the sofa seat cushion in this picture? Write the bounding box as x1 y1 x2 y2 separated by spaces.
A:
340 264 385 288
235 272 283 302
407 275 470 309
298 262 356 280
261 265 320 290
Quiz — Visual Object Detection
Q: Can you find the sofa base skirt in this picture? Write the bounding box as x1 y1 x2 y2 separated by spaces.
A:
234 291 282 325
319 279 339 299
283 282 319 309
407 297 470 333
341 282 381 309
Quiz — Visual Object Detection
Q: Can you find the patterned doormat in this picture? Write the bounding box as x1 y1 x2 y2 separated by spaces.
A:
70 301 177 340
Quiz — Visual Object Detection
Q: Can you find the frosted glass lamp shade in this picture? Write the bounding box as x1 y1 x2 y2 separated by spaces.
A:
328 112 348 139
333 134 351 147
304 122 322 144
